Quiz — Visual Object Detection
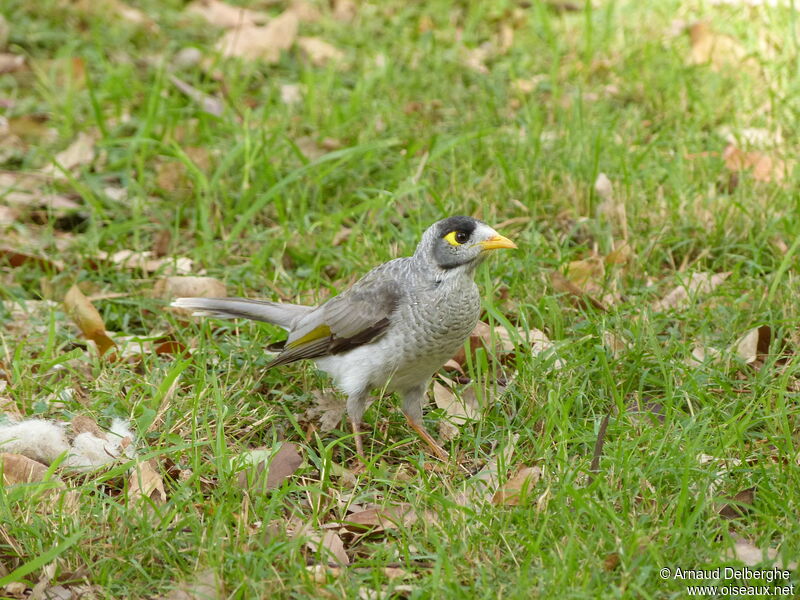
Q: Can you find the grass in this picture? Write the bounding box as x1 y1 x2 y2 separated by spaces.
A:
2 0 800 598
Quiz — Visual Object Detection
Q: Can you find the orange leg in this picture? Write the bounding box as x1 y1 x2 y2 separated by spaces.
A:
350 419 365 462
404 414 449 462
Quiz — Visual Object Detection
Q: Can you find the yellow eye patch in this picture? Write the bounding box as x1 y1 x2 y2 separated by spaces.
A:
444 231 462 246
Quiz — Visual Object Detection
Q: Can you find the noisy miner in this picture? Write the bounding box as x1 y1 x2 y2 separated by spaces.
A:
172 216 517 461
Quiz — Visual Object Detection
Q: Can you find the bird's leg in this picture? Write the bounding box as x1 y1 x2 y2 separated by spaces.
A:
350 418 365 460
401 386 449 462
346 390 370 463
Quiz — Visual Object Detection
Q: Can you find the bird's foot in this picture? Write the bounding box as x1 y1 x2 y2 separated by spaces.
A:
404 416 450 462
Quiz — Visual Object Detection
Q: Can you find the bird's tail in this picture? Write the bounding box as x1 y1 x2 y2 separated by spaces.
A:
170 297 312 331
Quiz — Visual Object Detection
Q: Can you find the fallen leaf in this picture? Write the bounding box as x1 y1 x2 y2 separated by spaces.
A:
305 390 346 432
128 459 166 504
685 343 722 367
651 272 730 312
719 126 783 148
305 564 342 583
186 0 268 28
280 83 303 106
565 256 605 295
318 530 349 566
687 22 752 72
733 325 771 365
0 53 24 75
718 487 755 519
454 434 519 508
725 537 797 569
432 379 477 426
71 415 106 439
154 276 226 302
332 0 356 21
63 284 117 356
97 249 193 275
286 0 322 23
463 43 491 74
723 144 791 184
0 247 64 271
235 442 302 491
170 76 224 117
342 503 417 533
0 453 48 484
110 0 158 29
297 37 344 66
216 10 299 63
602 331 628 358
42 132 96 177
525 327 565 369
164 568 222 600
550 270 608 312
492 465 542 505
450 321 516 366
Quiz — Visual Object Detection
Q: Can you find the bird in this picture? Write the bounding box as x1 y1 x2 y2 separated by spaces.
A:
172 216 517 461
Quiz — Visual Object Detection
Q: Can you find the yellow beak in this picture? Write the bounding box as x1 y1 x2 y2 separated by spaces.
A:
480 234 517 251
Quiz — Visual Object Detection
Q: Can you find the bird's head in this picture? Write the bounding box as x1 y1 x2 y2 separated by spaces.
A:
415 215 517 273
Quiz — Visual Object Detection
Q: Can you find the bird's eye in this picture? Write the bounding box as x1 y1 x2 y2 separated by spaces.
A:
444 230 470 246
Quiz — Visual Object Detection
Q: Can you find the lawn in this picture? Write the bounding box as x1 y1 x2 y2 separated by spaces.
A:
1 0 799 598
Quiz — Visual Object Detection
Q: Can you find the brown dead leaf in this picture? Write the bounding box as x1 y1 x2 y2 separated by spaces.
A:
733 325 771 365
0 393 22 422
110 0 158 29
216 10 299 63
0 453 48 485
651 272 731 312
128 459 166 504
0 53 25 75
725 537 797 569
155 276 226 302
164 568 222 600
280 83 303 106
0 247 64 271
432 379 478 426
342 503 417 533
64 284 117 356
319 530 349 566
43 132 96 177
723 144 791 184
286 0 322 23
235 442 302 491
463 44 491 74
602 330 628 358
454 434 519 508
71 415 106 439
718 487 755 520
450 321 516 366
605 239 632 265
688 22 753 72
565 256 605 295
305 390 346 432
186 0 268 28
550 270 608 312
332 0 356 21
97 249 193 275
492 465 542 506
297 37 344 67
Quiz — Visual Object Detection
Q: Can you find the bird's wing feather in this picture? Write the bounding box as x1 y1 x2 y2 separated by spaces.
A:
267 266 404 368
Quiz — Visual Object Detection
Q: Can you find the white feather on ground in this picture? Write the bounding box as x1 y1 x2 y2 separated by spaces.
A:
0 419 71 464
0 417 136 471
